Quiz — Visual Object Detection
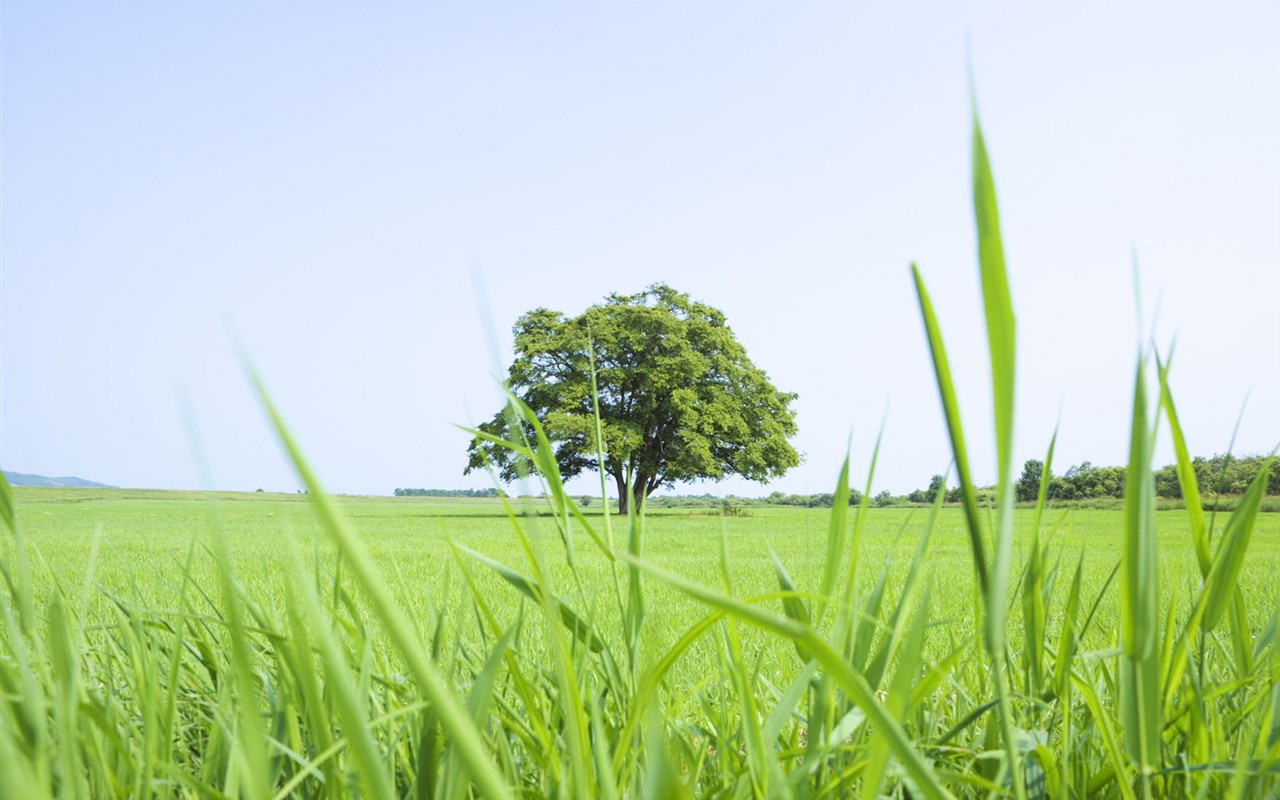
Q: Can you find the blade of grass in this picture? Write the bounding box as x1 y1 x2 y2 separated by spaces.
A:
211 532 272 800
1163 455 1276 710
455 546 606 653
971 105 1018 644
910 265 989 597
621 552 955 800
1199 459 1272 632
864 573 934 799
247 364 514 800
837 421 886 648
816 450 851 625
0 468 34 634
285 547 396 799
970 104 1027 800
1155 352 1210 575
1119 354 1161 789
1023 431 1057 695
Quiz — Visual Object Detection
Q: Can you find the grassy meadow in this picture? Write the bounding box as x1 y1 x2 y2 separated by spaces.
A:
9 488 1280 670
3 485 1278 797
13 489 1276 667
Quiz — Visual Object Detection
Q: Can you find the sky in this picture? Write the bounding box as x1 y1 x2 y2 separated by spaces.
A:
2 2 1278 498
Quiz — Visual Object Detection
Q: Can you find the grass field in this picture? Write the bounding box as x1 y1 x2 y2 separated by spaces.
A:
4 486 1278 797
10 487 1280 666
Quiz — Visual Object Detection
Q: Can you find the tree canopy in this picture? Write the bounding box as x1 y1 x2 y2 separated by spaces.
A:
465 284 800 513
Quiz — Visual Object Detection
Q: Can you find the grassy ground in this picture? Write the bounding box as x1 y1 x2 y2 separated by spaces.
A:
11 486 1279 692
5 485 1279 797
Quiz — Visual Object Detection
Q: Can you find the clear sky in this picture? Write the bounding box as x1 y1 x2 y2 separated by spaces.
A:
3 2 1277 498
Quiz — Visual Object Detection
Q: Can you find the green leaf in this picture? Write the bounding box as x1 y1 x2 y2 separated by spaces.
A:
970 102 1024 800
0 469 14 535
769 548 812 663
1201 457 1273 631
911 265 989 597
1155 353 1210 575
817 450 851 623
1118 354 1161 780
971 110 1017 487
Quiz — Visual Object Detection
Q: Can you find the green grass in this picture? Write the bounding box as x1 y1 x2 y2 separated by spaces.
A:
10 489 1278 639
4 107 1279 798
4 488 1278 796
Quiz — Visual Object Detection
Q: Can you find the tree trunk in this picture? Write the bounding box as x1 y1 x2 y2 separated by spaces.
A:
612 470 659 515
613 471 652 516
614 472 629 516
631 479 647 516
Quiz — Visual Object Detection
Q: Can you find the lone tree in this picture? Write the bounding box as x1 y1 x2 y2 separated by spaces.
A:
465 284 800 514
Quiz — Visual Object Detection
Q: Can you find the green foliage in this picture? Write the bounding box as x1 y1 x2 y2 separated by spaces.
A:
907 474 948 503
1017 459 1044 502
765 489 864 507
1188 452 1279 496
465 284 800 513
1048 454 1278 501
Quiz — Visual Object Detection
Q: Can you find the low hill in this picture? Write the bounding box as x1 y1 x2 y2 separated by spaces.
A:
3 472 116 489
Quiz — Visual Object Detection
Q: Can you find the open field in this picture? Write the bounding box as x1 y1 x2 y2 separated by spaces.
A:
4 485 1278 797
10 487 1280 663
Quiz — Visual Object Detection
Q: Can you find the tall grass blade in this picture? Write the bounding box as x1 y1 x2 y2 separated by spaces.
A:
838 422 885 631
47 590 88 799
1155 353 1210 574
910 265 989 596
1053 551 1085 700
912 103 1026 799
817 450 851 624
0 470 14 535
461 409 615 563
212 535 272 800
286 549 396 799
640 707 692 800
0 467 34 634
969 122 1024 800
971 108 1016 482
1200 460 1272 632
625 487 645 663
622 552 955 800
862 511 937 800
976 104 1026 800
970 109 1018 653
769 548 813 664
247 364 514 800
1119 355 1161 787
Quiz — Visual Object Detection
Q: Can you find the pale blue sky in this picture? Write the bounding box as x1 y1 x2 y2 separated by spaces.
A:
3 2 1277 497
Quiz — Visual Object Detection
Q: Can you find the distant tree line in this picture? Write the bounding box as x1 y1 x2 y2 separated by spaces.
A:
400 453 1274 506
763 489 865 507
843 453 1276 508
643 490 867 509
1013 453 1279 503
393 488 501 498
